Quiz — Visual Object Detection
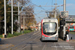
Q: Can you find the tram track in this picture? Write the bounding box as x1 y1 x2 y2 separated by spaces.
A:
8 31 40 50
22 31 41 50
2 31 75 50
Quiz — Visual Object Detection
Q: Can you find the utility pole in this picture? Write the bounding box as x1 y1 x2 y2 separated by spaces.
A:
54 3 57 18
63 0 66 39
17 2 21 33
4 0 6 38
63 0 66 11
11 0 13 34
46 2 62 18
23 17 25 31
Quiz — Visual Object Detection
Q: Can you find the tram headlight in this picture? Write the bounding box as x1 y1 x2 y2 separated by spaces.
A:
55 37 57 39
42 35 45 39
56 35 57 37
42 35 44 37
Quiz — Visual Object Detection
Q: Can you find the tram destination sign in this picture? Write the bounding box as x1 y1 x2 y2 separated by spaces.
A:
60 11 68 18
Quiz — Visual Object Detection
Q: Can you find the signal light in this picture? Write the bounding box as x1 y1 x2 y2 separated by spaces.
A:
60 18 65 26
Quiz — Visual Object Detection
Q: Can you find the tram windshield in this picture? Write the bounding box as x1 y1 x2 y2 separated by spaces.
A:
43 22 57 34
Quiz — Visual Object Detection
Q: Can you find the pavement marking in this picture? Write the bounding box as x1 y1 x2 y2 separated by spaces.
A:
42 45 46 50
33 31 40 35
22 45 29 50
54 43 57 50
33 33 40 40
58 42 75 50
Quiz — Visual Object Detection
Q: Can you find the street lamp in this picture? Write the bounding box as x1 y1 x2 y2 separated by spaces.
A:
11 0 13 34
17 2 21 33
4 0 6 38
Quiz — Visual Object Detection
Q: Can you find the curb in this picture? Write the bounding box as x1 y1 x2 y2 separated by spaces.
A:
1 31 35 40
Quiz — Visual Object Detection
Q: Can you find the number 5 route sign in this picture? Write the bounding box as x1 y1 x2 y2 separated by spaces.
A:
60 11 68 18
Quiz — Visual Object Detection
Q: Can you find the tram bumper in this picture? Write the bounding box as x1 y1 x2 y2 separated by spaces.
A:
42 36 58 41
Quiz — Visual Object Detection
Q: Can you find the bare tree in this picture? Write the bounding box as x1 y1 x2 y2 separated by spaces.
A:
8 0 30 5
21 5 36 27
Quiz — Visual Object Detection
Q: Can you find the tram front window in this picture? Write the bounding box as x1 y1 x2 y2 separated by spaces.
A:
43 22 57 35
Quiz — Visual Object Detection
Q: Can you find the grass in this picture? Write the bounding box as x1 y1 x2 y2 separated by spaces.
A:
7 33 14 38
69 32 75 34
0 35 3 38
0 30 33 38
23 30 31 34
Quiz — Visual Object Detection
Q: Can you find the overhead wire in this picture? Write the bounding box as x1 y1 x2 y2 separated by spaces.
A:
55 0 57 3
51 0 53 10
30 2 46 10
30 1 54 21
45 0 49 6
29 1 47 20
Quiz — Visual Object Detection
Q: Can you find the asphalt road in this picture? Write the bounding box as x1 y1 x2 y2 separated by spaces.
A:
69 33 75 40
0 31 75 50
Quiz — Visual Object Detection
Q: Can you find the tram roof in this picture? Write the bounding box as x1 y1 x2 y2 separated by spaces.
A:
43 17 58 20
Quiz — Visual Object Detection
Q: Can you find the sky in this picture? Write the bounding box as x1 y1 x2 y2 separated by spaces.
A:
31 0 75 23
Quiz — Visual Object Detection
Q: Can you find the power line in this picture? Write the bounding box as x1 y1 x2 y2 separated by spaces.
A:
45 0 49 6
14 13 47 16
55 0 57 3
7 10 47 12
30 2 46 10
51 0 53 10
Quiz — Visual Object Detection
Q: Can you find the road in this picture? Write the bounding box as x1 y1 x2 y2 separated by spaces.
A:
69 33 75 40
0 31 75 50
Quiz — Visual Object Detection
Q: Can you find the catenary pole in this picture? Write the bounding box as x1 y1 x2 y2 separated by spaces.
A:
11 0 13 34
64 0 66 11
17 2 21 33
63 0 66 39
4 0 6 37
54 3 57 18
23 17 25 31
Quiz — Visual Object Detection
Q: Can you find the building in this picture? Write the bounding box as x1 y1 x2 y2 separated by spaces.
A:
65 15 75 21
65 15 75 27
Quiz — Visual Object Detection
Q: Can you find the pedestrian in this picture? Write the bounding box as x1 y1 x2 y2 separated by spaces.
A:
65 28 69 41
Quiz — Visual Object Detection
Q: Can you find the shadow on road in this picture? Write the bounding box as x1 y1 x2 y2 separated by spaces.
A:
69 33 75 40
40 38 58 42
26 42 36 50
0 40 5 44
